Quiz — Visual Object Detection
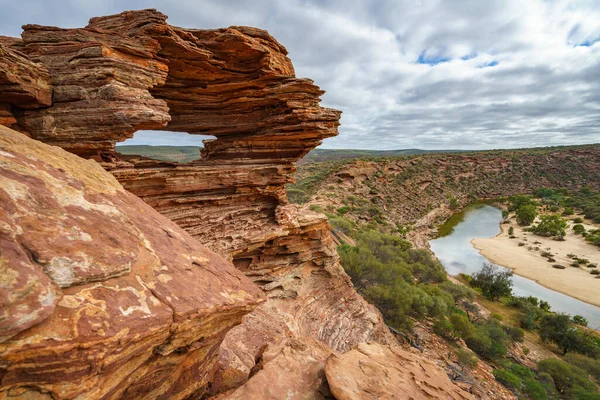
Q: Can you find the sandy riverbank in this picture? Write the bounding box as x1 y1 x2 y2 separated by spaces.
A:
471 215 600 308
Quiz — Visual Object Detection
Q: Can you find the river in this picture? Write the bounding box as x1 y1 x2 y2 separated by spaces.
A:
429 204 600 328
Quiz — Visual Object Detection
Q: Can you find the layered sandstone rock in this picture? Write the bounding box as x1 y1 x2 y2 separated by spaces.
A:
0 37 52 128
325 343 473 400
1 8 387 355
0 125 264 399
0 9 471 399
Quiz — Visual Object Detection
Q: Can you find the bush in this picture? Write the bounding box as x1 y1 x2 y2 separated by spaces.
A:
573 224 586 235
522 379 548 400
535 188 556 198
509 195 535 212
465 320 510 360
494 369 522 391
516 205 538 226
562 207 575 216
538 358 600 399
338 227 463 331
329 216 354 234
505 326 525 342
457 349 478 371
564 353 600 382
433 317 455 340
450 313 475 339
336 206 350 215
573 217 584 223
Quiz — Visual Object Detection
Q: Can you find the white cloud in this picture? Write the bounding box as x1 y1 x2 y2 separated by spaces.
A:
1 0 599 150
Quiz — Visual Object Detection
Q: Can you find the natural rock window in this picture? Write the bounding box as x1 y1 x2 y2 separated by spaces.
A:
116 130 215 163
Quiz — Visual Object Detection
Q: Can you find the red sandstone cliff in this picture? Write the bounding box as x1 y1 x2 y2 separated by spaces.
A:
0 9 473 399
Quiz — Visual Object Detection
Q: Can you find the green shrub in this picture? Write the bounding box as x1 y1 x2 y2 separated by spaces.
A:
329 216 354 235
450 313 475 339
573 315 589 327
522 379 548 400
563 353 600 382
449 196 459 209
562 207 575 216
457 349 478 371
574 217 584 223
433 317 455 340
465 320 510 360
494 369 522 391
516 204 538 226
573 224 586 234
336 206 350 215
505 325 525 342
538 358 600 399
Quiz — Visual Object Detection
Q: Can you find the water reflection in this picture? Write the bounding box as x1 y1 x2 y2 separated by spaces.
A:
430 205 600 328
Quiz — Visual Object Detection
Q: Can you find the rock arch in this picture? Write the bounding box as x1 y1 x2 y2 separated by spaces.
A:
3 9 340 256
0 10 396 398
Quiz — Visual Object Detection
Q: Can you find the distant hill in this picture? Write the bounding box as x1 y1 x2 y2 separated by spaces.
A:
116 145 202 163
300 148 464 163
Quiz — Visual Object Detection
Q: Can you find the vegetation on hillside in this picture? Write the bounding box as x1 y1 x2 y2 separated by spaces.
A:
331 213 600 399
531 187 600 247
288 145 600 235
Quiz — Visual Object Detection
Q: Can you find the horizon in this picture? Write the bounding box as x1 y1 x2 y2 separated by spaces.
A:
2 1 599 150
117 141 600 152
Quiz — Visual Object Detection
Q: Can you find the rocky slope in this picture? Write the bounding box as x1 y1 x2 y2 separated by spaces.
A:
0 125 264 399
0 9 473 399
293 147 600 245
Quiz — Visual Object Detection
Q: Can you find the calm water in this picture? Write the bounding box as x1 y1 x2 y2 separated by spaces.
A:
430 204 600 328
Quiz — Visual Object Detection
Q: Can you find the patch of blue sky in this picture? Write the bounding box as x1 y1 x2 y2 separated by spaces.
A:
417 50 451 65
574 38 599 47
477 60 499 68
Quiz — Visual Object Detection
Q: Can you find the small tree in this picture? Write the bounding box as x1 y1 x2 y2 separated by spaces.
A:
508 226 514 236
516 205 537 226
539 314 599 357
470 264 513 301
530 214 568 239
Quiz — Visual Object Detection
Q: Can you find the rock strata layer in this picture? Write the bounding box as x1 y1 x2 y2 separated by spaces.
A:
0 9 471 399
0 125 264 399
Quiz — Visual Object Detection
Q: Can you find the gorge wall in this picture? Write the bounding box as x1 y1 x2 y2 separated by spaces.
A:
293 147 600 245
0 9 475 399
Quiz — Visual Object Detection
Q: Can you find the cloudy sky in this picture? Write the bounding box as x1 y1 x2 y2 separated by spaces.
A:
1 0 599 150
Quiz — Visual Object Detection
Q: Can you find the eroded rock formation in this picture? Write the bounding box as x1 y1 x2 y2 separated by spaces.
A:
0 125 264 399
0 9 472 399
325 343 472 400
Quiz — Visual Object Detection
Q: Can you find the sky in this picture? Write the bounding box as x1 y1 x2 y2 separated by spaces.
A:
1 0 599 150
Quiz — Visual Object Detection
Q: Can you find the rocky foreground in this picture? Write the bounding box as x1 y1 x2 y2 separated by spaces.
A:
0 9 473 399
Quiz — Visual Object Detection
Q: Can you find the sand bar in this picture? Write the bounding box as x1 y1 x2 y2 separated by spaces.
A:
471 215 600 308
